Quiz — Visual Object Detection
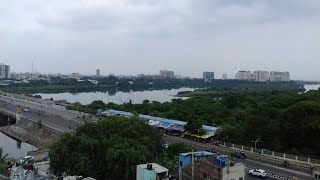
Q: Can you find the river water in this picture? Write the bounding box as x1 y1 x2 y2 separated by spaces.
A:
33 85 319 105
0 132 37 159
304 84 320 91
35 87 195 105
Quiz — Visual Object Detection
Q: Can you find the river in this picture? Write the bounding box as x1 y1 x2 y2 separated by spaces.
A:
304 84 320 91
0 132 37 159
35 87 195 105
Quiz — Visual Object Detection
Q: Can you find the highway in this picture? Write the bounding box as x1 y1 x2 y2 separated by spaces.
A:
165 135 313 180
0 93 96 133
0 92 315 179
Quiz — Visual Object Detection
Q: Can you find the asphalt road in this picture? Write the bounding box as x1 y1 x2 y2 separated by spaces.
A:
0 93 315 180
165 136 313 180
0 94 96 132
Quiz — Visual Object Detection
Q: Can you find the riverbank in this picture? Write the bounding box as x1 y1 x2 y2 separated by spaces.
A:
0 119 61 151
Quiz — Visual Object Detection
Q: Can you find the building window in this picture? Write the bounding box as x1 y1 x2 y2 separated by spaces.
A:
239 178 243 180
203 173 210 180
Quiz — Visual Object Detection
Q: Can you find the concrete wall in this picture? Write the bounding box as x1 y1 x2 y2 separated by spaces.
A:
222 163 245 180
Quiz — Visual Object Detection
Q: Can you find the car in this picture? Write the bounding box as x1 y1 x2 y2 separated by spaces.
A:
206 148 216 153
17 156 34 164
23 109 29 112
163 144 169 149
248 169 267 178
231 151 246 159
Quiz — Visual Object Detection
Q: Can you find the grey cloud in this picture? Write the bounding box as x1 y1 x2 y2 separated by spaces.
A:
37 8 122 31
1 0 320 80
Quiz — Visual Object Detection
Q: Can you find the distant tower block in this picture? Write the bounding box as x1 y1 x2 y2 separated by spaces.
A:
222 73 228 80
96 69 100 76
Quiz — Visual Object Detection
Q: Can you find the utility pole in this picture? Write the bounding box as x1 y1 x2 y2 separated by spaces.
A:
252 138 263 150
191 148 194 180
178 160 182 180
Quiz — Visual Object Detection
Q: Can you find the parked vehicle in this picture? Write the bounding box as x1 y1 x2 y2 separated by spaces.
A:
231 151 246 159
282 160 289 167
18 156 34 164
163 144 169 149
248 169 267 178
206 148 216 153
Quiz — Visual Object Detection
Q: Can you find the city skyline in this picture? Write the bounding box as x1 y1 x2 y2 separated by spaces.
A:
1 0 320 80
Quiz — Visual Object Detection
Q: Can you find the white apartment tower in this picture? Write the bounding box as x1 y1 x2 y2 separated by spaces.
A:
270 71 290 82
203 71 215 79
236 71 252 80
222 73 228 80
96 69 100 76
0 63 10 79
253 70 270 82
160 70 174 78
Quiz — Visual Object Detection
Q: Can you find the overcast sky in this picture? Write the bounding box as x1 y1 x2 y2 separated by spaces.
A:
1 0 320 80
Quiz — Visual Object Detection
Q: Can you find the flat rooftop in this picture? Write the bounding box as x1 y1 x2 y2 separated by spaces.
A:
137 163 168 174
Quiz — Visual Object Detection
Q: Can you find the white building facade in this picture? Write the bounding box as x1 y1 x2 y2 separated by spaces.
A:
203 71 215 80
253 70 270 82
160 70 174 78
270 71 290 82
236 71 252 80
222 73 228 80
0 63 10 79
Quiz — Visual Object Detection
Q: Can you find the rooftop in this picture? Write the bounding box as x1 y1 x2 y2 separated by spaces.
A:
137 163 168 174
103 109 219 133
179 151 215 157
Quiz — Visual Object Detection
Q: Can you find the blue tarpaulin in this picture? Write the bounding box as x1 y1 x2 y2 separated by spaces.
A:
102 109 219 134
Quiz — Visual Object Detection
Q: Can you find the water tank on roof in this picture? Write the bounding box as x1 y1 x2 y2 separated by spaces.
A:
147 164 153 170
215 155 229 167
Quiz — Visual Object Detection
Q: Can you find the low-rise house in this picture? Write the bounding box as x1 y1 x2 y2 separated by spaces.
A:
136 163 169 180
179 151 245 180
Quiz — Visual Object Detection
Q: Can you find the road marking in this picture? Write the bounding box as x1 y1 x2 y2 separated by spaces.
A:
245 158 311 178
247 168 292 180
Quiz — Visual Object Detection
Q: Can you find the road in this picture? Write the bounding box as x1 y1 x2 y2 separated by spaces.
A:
0 92 315 179
165 135 313 180
0 93 97 133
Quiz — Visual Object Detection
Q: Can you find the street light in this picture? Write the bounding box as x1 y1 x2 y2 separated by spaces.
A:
194 128 201 136
252 138 263 149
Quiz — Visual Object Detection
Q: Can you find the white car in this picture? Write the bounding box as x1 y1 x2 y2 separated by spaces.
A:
249 169 267 178
163 144 169 149
18 156 34 164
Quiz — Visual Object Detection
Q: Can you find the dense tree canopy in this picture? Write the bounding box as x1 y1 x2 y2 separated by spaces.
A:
68 89 320 157
1 77 303 94
49 116 164 179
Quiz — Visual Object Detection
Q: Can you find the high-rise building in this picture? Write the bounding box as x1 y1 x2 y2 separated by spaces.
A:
69 73 81 80
270 71 290 82
222 73 228 80
0 63 10 79
96 69 100 76
160 70 174 78
253 70 270 82
236 71 252 80
203 71 215 80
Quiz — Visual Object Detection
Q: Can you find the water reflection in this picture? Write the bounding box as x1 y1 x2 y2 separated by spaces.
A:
35 87 195 105
304 84 320 92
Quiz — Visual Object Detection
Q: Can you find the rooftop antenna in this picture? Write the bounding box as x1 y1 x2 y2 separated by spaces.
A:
32 61 34 74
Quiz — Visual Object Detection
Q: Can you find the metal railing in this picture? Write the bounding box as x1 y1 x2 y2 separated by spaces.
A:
216 140 320 166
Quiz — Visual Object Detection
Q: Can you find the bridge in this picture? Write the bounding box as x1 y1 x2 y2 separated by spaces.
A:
0 91 318 179
0 91 96 133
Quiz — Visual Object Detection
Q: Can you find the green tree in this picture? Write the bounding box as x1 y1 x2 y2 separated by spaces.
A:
49 116 164 179
184 118 204 135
